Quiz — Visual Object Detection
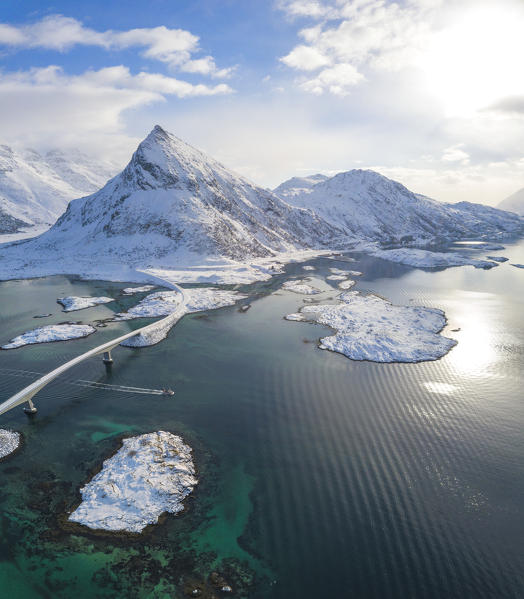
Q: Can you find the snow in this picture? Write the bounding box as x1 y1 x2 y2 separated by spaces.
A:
326 274 348 281
122 285 156 294
0 144 118 234
273 173 329 198
57 296 114 312
0 429 20 459
280 169 523 243
302 265 316 271
68 431 197 533
486 256 508 262
0 126 344 280
282 279 321 295
2 324 96 349
115 287 247 347
372 248 498 269
338 279 356 290
286 290 457 363
0 127 521 288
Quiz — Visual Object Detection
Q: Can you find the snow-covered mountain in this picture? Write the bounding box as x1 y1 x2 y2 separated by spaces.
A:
498 187 524 216
274 169 523 244
2 126 344 269
273 174 329 198
0 145 118 233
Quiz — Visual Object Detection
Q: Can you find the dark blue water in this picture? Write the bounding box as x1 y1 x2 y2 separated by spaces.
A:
0 240 523 598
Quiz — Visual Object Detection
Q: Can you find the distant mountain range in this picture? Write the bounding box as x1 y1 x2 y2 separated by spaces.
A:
0 126 522 279
0 145 118 233
274 169 523 244
498 187 524 216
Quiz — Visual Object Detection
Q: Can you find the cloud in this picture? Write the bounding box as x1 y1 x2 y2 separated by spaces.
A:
280 44 330 71
485 95 524 115
0 65 232 159
300 63 364 95
441 144 470 165
278 0 441 95
0 15 233 78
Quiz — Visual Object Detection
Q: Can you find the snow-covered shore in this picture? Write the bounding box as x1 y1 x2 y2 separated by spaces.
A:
0 429 20 459
286 290 456 363
68 431 197 533
57 296 114 312
2 324 96 349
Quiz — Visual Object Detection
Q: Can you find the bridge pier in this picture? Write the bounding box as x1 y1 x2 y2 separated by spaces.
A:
102 351 113 365
23 399 37 415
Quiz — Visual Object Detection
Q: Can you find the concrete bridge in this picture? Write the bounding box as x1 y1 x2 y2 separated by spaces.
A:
0 285 186 417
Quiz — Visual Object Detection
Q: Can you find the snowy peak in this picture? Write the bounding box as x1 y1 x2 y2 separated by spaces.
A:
23 126 345 266
122 125 228 192
0 143 119 233
274 173 329 198
276 168 524 243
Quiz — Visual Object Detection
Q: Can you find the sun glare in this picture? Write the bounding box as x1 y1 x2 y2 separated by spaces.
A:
421 2 524 116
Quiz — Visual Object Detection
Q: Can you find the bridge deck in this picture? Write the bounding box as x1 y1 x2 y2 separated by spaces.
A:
0 285 185 417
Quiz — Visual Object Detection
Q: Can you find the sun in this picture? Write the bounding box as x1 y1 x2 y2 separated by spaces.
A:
419 1 524 116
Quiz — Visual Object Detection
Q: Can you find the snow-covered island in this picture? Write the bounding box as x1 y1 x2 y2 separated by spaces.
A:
114 287 247 347
68 431 197 533
0 429 20 459
2 324 96 349
285 290 457 362
282 279 321 295
372 248 498 269
57 296 114 312
122 285 156 294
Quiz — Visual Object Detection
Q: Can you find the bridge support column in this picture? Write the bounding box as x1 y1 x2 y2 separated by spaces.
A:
102 351 113 365
23 399 37 415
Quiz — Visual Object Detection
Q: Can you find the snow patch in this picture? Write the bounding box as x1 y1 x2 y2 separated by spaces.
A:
68 431 197 533
2 324 96 349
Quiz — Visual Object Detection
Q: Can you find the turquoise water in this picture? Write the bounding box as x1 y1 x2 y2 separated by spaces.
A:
1 240 524 598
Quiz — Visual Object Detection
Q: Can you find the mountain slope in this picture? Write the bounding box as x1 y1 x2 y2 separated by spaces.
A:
274 169 523 243
1 126 345 271
0 145 118 233
498 187 524 216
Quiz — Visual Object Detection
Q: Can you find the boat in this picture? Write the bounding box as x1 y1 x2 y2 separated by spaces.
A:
162 388 175 396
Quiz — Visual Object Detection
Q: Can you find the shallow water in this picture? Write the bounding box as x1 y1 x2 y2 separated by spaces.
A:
0 240 523 598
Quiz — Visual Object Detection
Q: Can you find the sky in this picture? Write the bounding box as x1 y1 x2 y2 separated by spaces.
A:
0 0 523 205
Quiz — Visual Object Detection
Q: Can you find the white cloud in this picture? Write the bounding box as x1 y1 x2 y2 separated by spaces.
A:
300 63 364 95
442 144 470 165
0 15 233 78
0 65 232 159
278 0 442 95
280 44 330 71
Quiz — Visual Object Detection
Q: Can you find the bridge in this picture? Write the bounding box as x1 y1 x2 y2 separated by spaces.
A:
0 284 186 417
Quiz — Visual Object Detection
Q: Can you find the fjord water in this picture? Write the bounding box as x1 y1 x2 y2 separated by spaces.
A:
0 240 523 598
